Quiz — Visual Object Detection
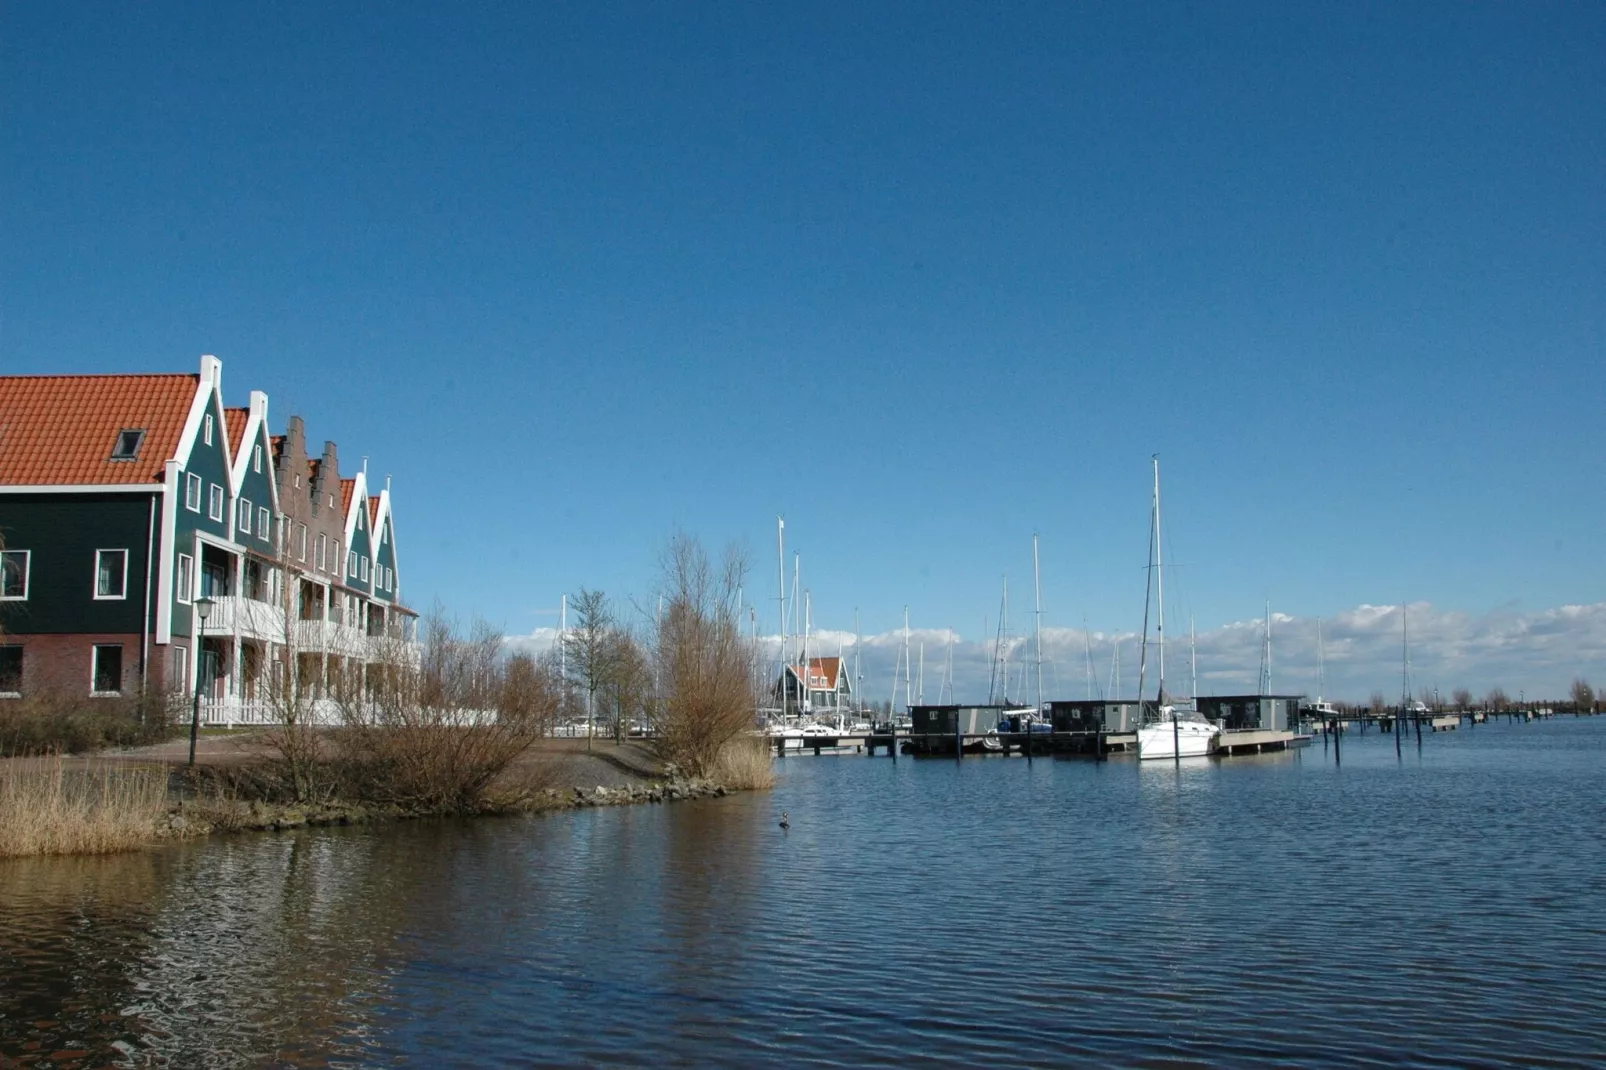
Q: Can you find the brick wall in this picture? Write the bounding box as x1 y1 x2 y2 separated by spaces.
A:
0 632 180 697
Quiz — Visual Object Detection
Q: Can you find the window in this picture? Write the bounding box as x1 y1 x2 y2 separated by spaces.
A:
360 557 370 582
316 533 327 571
185 473 202 512
0 646 21 695
387 567 394 591
258 507 270 540
177 553 194 604
348 550 358 576
95 549 128 599
238 498 253 534
296 523 308 561
93 645 124 694
110 429 146 460
208 484 224 521
173 646 188 695
0 550 28 600
203 413 213 446
253 444 262 473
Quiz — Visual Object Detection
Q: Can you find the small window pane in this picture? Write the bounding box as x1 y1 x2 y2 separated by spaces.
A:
209 484 224 521
186 474 202 511
258 507 270 539
96 550 128 598
238 498 253 534
111 429 145 459
93 645 124 694
1 551 27 599
0 646 21 693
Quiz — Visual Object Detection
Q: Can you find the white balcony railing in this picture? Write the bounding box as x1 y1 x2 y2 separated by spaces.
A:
206 595 286 642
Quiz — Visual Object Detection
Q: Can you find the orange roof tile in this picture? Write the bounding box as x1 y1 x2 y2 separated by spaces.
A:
792 656 843 690
224 406 250 459
340 478 355 516
0 373 198 486
368 495 381 527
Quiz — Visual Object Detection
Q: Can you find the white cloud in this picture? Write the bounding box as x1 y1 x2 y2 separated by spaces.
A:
507 602 1606 706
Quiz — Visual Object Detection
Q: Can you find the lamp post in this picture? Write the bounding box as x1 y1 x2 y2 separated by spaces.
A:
189 596 214 767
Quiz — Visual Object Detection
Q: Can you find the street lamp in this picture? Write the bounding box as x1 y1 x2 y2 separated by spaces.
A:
189 596 214 767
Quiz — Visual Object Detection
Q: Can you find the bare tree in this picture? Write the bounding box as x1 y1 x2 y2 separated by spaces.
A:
562 588 616 749
1485 687 1509 712
1451 688 1472 711
648 534 757 778
336 610 560 810
1571 677 1595 713
602 626 650 743
1368 691 1389 715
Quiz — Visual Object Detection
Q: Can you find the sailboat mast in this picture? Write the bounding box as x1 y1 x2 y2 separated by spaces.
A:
1033 534 1044 712
1316 617 1325 704
903 607 912 712
853 609 861 714
1190 614 1197 704
776 517 786 695
917 642 924 704
1002 577 1011 703
1154 455 1165 702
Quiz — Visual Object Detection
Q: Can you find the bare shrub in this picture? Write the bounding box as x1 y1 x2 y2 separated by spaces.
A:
711 734 776 791
648 534 758 778
0 755 166 857
335 612 560 811
0 689 180 758
1571 678 1595 712
1486 687 1510 712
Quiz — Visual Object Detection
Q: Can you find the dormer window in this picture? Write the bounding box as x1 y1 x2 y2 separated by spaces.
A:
110 429 145 460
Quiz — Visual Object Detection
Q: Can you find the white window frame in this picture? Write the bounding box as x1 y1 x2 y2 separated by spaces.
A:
297 524 308 562
348 550 358 576
208 483 224 522
204 413 213 446
172 645 189 696
0 550 29 601
177 553 195 604
316 533 327 571
258 506 270 540
238 498 253 534
91 643 125 696
360 557 370 582
253 444 262 473
185 473 202 512
94 548 129 600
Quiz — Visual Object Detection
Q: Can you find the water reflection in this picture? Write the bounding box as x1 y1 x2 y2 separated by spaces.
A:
3 722 1606 1066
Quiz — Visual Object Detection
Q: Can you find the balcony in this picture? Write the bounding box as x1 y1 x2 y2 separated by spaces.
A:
205 595 286 643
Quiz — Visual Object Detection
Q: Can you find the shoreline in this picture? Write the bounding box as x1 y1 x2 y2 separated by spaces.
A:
1 735 764 858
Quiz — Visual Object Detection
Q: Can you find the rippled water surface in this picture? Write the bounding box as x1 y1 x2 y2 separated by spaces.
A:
4 718 1606 1067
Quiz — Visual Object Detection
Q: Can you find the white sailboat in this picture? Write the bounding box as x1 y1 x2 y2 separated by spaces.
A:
1137 455 1221 760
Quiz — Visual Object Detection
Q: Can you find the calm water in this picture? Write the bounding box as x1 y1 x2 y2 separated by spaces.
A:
4 718 1605 1067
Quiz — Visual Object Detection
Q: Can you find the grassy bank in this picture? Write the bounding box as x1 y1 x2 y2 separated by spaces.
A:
0 736 778 858
0 756 168 858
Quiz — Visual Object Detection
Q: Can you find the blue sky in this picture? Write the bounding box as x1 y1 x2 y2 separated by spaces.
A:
3 3 1603 698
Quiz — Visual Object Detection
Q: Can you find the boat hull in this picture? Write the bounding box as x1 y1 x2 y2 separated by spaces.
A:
1137 720 1220 760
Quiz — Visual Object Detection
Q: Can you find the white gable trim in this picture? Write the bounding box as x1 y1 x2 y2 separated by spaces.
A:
226 390 281 515
171 354 231 474
156 460 179 644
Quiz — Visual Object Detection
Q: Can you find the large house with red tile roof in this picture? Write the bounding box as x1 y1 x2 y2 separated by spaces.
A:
773 655 855 719
0 355 414 720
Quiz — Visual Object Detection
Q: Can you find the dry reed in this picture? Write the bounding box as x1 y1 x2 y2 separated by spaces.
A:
0 756 168 857
712 735 777 791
